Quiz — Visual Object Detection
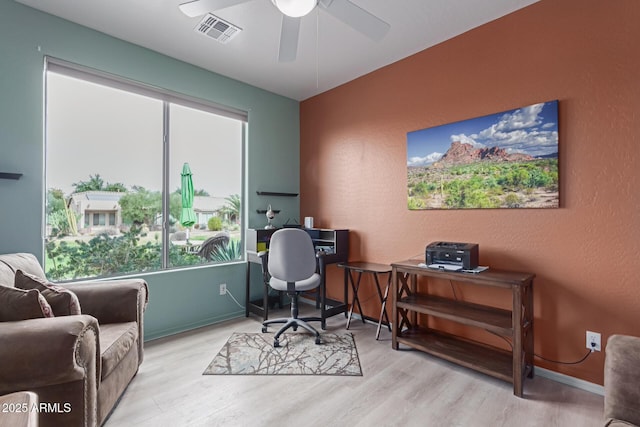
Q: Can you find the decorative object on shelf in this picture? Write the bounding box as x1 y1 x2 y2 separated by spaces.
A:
304 216 314 228
265 204 276 229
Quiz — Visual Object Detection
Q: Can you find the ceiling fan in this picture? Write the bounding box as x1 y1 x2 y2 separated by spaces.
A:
178 0 390 62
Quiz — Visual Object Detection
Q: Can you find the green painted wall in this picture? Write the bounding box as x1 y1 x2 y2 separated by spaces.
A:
0 0 300 340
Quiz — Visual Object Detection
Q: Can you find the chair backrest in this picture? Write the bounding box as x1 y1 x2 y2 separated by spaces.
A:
268 228 317 283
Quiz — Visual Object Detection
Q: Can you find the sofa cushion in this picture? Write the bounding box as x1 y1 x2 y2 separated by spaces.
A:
14 270 81 316
605 334 640 427
99 322 138 380
0 285 54 321
0 253 47 287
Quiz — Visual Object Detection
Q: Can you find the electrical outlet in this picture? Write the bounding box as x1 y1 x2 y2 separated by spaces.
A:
219 283 227 296
586 331 601 352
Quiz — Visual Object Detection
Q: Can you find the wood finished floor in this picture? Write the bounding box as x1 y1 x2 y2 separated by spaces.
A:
105 307 604 427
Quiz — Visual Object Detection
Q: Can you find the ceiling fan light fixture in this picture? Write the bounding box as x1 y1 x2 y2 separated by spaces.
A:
271 0 317 18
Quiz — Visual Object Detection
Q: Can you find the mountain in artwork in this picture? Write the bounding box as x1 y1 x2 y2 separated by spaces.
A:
433 141 534 167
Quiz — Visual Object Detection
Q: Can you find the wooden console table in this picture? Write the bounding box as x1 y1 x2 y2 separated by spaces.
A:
391 259 534 397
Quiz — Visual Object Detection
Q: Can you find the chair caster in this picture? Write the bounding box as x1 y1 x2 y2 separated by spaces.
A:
274 339 280 347
315 337 321 345
262 326 268 333
292 325 298 331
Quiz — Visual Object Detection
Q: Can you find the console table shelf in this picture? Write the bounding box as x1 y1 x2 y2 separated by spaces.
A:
397 294 513 335
391 259 534 397
396 328 514 383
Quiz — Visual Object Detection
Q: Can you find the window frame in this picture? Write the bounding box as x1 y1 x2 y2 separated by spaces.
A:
44 57 248 277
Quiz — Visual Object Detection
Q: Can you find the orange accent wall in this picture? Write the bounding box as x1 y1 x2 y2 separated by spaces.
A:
300 0 640 385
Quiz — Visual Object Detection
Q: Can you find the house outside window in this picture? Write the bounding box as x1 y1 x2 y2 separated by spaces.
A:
74 191 123 233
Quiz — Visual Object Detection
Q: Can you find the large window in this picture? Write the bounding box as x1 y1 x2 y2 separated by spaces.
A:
45 59 246 281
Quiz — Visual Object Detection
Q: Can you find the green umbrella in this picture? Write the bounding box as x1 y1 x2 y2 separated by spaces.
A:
180 163 197 235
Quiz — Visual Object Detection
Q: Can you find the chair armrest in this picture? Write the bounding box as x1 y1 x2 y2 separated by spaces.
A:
64 279 148 325
65 279 148 364
0 315 100 393
605 334 640 426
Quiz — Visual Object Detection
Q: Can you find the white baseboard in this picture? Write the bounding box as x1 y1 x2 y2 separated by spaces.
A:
535 366 604 396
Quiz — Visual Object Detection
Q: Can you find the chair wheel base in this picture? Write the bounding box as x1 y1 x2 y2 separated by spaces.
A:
315 337 321 345
262 326 268 333
274 339 280 347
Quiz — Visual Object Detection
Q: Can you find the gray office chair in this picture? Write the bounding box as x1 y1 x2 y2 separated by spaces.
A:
261 228 322 347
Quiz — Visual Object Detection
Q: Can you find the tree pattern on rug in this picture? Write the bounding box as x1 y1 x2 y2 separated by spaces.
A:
204 332 362 376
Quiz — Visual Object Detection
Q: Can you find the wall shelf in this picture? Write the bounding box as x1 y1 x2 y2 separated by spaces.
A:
256 191 298 197
0 172 22 180
256 209 281 214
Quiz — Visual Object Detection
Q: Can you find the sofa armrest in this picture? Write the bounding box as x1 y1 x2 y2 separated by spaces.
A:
0 315 100 393
64 279 148 325
65 278 148 364
605 334 640 426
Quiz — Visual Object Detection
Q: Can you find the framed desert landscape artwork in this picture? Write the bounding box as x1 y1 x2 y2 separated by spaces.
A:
407 100 559 210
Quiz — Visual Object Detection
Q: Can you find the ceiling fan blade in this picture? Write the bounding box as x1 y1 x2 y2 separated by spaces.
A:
278 15 301 62
178 0 252 18
319 0 390 41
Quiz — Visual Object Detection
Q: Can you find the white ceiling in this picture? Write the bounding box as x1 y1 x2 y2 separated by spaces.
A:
15 0 539 101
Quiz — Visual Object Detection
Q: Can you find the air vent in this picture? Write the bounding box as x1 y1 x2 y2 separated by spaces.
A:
194 13 241 44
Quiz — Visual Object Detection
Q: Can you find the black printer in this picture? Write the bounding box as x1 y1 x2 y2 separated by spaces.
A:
426 241 479 270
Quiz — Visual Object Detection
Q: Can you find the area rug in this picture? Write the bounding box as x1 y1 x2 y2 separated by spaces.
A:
203 332 362 376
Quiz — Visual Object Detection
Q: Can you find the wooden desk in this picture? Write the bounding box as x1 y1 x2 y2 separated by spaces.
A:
245 228 349 324
338 261 392 340
391 259 534 397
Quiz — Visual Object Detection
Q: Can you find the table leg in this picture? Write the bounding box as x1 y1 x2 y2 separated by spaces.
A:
343 266 349 318
513 285 523 397
410 273 418 327
397 272 412 330
346 270 365 329
262 275 269 322
245 261 251 317
375 273 392 340
392 267 398 350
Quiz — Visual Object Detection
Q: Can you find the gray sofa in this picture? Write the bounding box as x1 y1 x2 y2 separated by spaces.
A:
604 334 640 427
0 253 148 427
